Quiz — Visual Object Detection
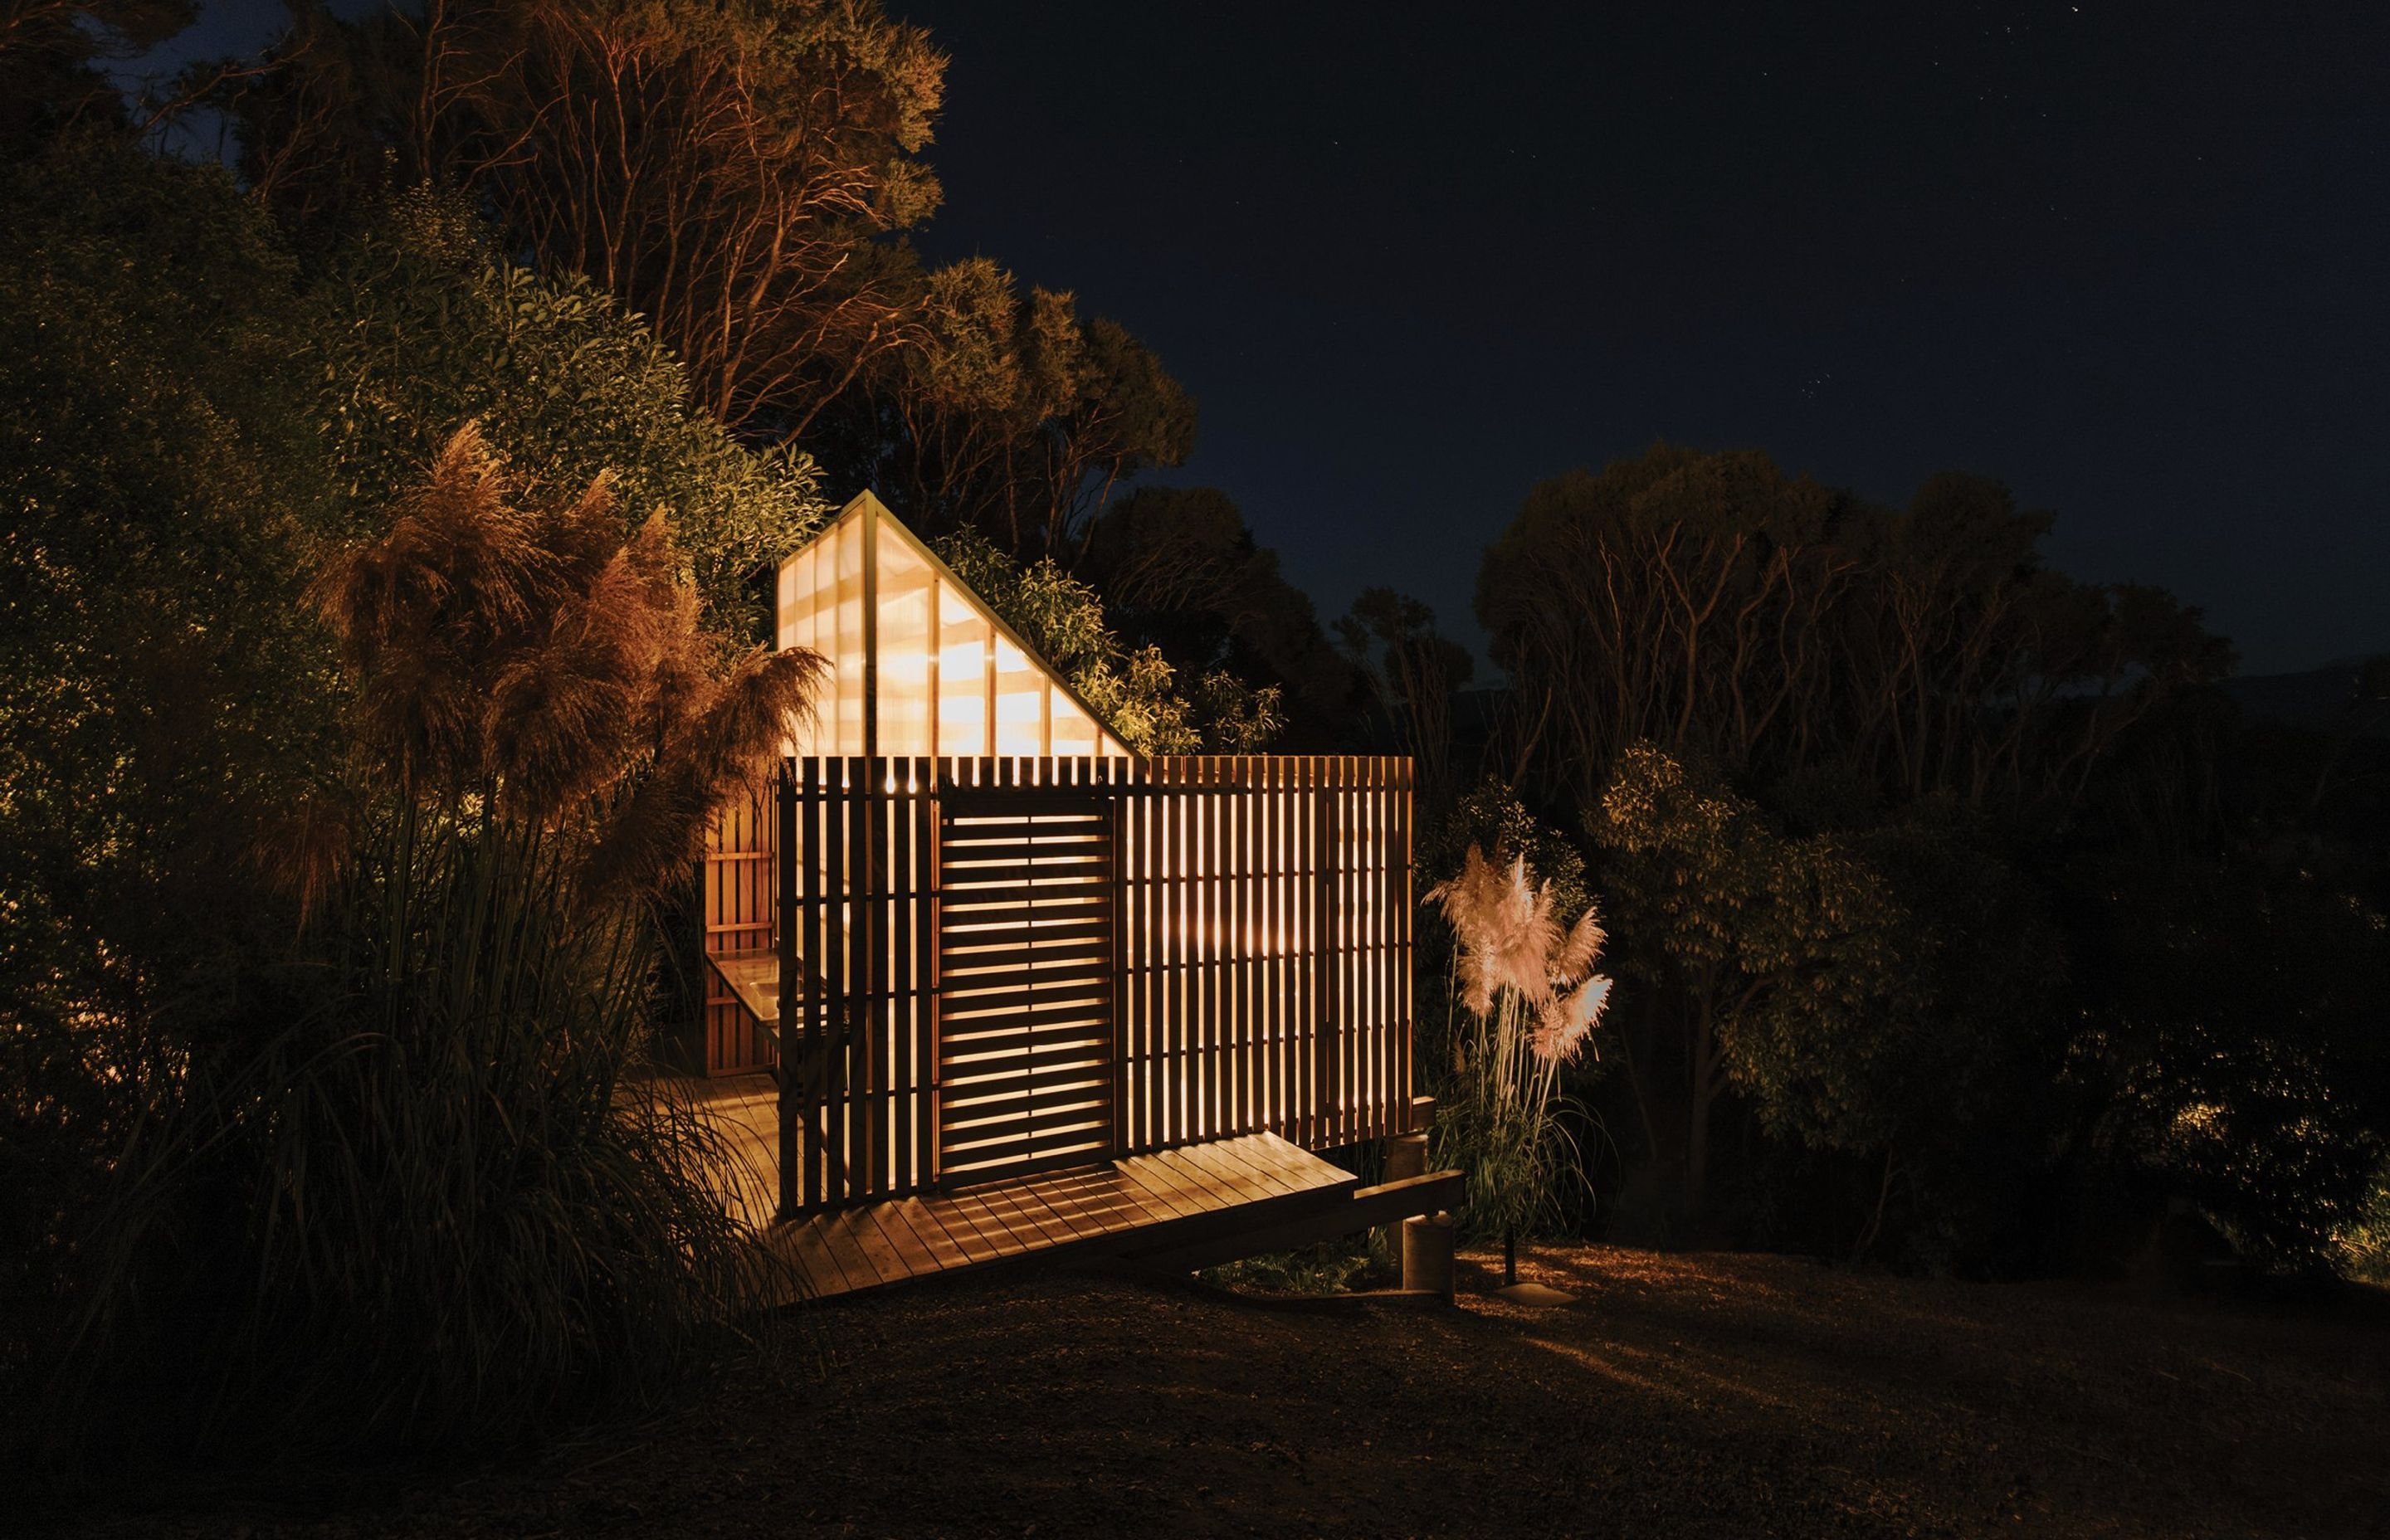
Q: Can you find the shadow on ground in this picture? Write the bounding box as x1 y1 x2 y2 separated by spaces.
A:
56 1244 2390 1538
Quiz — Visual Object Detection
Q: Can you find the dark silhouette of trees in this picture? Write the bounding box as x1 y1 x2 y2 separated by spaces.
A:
817 257 1197 558
1456 443 2383 1274
0 0 191 148
227 1 1202 575
1336 588 1472 803
1477 445 2233 814
234 0 944 441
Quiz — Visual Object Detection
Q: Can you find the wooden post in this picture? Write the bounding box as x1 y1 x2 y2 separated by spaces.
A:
1402 1211 1456 1300
1108 774 1129 1160
1374 1132 1431 1260
774 758 798 1221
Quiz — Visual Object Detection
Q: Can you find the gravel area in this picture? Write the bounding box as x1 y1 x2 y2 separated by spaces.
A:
48 1244 2390 1538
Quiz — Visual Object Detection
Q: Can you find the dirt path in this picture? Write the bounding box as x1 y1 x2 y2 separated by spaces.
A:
56 1245 2390 1538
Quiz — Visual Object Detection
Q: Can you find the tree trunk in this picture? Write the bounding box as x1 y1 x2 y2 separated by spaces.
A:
1616 988 1666 1165
1685 1001 1717 1216
1851 1146 1899 1264
1685 1076 1713 1215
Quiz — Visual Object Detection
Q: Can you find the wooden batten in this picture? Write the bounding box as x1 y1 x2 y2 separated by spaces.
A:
702 753 1416 1215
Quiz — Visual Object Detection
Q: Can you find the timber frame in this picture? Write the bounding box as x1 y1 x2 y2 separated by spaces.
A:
695 495 1420 1225
765 753 1417 1215
700 752 1417 1217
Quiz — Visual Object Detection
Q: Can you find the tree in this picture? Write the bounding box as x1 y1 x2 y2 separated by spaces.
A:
1336 588 1473 803
931 529 1280 754
1477 445 2232 815
1479 446 1861 801
0 135 340 1046
1758 813 2072 1265
231 3 1212 628
308 188 828 641
0 0 191 149
1080 484 1360 745
232 0 945 438
0 138 344 1451
832 257 1197 558
1590 743 1912 1215
1850 473 2235 810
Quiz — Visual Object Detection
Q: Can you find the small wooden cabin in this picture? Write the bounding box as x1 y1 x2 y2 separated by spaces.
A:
698 494 1432 1278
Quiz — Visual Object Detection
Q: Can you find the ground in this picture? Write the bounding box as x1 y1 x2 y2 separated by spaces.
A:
53 1245 2390 1539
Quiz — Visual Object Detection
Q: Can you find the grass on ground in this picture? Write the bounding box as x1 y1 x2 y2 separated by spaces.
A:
47 1243 2390 1539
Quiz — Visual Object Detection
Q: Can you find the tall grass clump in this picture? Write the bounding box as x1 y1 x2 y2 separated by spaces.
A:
1427 846 1613 1250
48 425 822 1460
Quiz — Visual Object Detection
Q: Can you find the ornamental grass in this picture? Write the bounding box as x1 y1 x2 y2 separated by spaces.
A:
46 426 821 1460
1427 845 1613 1242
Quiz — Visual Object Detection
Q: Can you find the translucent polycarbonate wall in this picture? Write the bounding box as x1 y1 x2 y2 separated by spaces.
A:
775 509 869 754
774 495 1123 758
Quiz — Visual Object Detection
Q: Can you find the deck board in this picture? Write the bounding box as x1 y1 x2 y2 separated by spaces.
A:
1121 1152 1212 1217
888 1198 976 1270
939 1192 1022 1257
1109 1162 1194 1221
687 1097 1355 1302
907 1199 993 1265
1204 1138 1319 1195
863 1204 939 1276
672 1071 1374 1303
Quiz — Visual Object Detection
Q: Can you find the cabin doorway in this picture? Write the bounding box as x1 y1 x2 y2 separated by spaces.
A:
934 789 1119 1187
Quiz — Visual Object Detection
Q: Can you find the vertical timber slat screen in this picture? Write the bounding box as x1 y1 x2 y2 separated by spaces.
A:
749 754 1412 1215
699 791 778 1075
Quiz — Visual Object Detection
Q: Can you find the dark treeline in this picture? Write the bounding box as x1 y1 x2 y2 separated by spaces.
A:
228 0 1360 741
1369 445 2390 1281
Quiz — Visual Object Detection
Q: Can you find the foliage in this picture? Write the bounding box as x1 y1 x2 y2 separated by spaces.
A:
1479 445 2234 812
1413 782 1593 1223
934 528 1282 754
0 0 191 149
213 0 1257 720
1423 778 1592 921
49 430 821 1457
1824 815 2073 1266
1077 485 1360 743
232 0 945 436
1590 743 1913 1216
2064 856 2390 1275
0 139 346 1431
1200 1237 1383 1295
227 0 1202 571
1426 846 1612 1239
1336 587 1473 799
1468 446 2390 1278
856 256 1197 558
2337 1168 2390 1286
0 134 829 1461
310 188 828 642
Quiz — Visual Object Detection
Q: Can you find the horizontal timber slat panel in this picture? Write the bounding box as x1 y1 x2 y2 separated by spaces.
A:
713 755 1412 1213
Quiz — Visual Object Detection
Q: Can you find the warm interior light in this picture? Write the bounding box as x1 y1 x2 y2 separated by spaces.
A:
774 495 1130 759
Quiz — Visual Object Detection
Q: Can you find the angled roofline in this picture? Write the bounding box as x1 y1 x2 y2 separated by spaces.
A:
788 490 1132 758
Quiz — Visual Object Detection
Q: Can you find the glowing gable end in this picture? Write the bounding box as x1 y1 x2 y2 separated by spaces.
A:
775 491 1127 758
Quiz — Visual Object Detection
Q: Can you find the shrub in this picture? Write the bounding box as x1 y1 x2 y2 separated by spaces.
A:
46 429 823 1458
1426 845 1612 1240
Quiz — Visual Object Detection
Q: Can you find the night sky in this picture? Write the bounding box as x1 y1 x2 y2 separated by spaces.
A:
153 1 2389 675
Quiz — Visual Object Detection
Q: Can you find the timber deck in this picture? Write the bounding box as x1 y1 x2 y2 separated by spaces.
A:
672 1073 1460 1303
